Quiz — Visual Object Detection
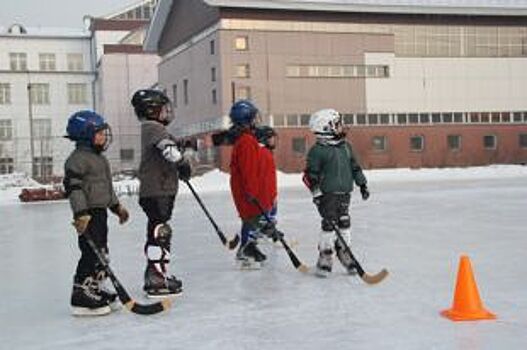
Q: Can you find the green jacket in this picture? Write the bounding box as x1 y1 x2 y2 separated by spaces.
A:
305 140 367 194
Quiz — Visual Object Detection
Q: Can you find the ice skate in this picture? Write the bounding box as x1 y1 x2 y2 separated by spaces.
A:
236 241 266 270
143 263 183 298
71 277 111 316
315 249 333 278
335 240 358 275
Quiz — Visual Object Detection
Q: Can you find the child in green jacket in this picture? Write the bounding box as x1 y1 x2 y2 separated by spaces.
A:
302 109 370 277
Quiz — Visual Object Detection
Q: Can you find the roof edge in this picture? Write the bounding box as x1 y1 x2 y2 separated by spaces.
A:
144 0 173 52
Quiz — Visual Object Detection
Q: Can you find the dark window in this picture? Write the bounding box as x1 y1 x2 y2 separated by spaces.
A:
432 113 441 123
33 157 53 178
210 40 215 55
454 113 463 123
491 112 500 123
408 113 418 124
470 113 480 123
380 114 390 124
211 67 216 82
410 136 424 151
519 134 527 148
513 112 522 122
300 114 310 126
172 84 177 108
483 135 497 149
356 114 366 125
343 114 354 125
292 137 306 154
273 114 285 127
447 135 461 151
183 79 189 105
419 113 429 124
120 149 134 161
397 114 407 124
481 113 490 123
368 114 378 125
286 114 298 127
442 113 452 123
0 157 14 174
212 89 217 104
372 136 386 151
501 112 510 123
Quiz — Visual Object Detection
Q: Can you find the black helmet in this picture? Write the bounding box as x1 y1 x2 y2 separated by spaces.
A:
131 89 172 124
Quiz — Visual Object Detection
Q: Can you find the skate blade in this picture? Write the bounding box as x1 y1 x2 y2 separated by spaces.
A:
145 289 183 299
71 305 112 316
314 268 331 278
237 260 262 270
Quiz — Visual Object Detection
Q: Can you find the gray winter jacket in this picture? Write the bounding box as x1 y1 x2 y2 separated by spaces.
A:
63 145 119 217
138 120 179 198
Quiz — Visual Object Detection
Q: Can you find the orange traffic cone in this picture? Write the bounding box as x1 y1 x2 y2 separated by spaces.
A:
441 255 496 321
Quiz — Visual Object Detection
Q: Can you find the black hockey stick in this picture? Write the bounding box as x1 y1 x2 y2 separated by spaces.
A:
252 198 309 273
331 223 388 285
84 235 172 315
184 180 240 250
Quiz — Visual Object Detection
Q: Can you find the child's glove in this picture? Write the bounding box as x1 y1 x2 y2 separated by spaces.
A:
111 204 129 224
177 161 192 181
360 185 370 201
72 215 91 235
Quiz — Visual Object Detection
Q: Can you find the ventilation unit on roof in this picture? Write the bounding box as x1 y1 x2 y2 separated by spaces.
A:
7 24 27 34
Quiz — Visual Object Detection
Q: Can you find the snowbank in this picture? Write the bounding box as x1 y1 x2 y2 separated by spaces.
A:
1 165 526 205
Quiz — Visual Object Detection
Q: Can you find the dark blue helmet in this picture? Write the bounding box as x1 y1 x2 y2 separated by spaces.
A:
229 100 258 126
66 110 112 150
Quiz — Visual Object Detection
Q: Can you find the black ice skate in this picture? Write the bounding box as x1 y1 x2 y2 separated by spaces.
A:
71 277 111 316
236 241 266 270
143 264 183 298
335 241 358 275
94 271 119 309
315 249 333 278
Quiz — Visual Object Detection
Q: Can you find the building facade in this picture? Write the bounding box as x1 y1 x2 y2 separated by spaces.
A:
145 0 527 172
0 24 95 178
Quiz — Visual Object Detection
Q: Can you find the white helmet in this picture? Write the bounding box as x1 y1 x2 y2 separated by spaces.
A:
309 108 343 138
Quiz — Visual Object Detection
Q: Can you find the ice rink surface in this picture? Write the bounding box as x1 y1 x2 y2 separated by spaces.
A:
1 171 526 349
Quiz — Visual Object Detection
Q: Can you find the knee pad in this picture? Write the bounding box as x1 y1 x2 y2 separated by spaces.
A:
338 215 350 229
318 230 335 252
153 223 172 249
145 244 171 274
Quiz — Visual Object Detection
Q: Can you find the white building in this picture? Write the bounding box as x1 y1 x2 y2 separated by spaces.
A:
0 24 95 178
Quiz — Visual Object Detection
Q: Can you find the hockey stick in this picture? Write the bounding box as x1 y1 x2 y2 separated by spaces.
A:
331 223 388 285
251 198 309 273
184 180 240 250
84 235 172 315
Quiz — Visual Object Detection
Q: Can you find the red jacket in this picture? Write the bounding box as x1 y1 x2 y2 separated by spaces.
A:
230 131 276 220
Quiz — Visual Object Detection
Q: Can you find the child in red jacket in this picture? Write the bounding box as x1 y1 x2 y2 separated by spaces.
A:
228 101 278 269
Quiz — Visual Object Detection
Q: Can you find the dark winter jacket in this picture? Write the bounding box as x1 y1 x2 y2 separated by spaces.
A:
63 145 119 218
138 120 179 198
304 140 367 194
230 130 274 220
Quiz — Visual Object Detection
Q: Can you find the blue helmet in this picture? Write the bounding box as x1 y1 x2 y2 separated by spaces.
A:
66 110 112 150
229 100 258 126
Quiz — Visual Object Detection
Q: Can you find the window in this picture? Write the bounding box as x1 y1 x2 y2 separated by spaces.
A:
356 114 366 125
67 54 84 71
410 136 424 151
172 84 177 108
513 112 522 122
235 64 250 78
39 53 56 71
368 114 378 125
470 113 480 123
397 114 407 124
120 149 134 161
183 79 189 105
292 138 306 155
273 114 285 127
211 67 216 82
286 114 298 127
453 113 463 123
235 36 249 51
501 112 510 123
442 113 453 123
235 86 251 100
372 136 387 151
408 113 419 124
380 114 390 124
9 53 27 71
212 89 217 105
481 113 490 123
0 157 14 174
33 119 51 139
29 84 50 104
67 84 87 104
419 113 430 124
343 114 354 125
0 84 10 104
33 157 53 178
483 135 497 149
447 135 461 151
0 120 13 140
432 113 441 123
300 114 310 126
491 112 500 123
210 40 215 55
520 134 527 148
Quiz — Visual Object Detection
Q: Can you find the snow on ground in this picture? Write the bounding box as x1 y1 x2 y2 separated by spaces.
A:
0 165 526 349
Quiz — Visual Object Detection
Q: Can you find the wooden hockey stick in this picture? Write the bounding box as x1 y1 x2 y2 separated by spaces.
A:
84 235 172 315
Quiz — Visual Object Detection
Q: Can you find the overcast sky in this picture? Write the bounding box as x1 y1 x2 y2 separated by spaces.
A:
0 0 138 28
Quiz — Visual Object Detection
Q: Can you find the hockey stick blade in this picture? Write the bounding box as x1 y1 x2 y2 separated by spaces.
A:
84 236 172 315
227 234 240 250
331 223 388 285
